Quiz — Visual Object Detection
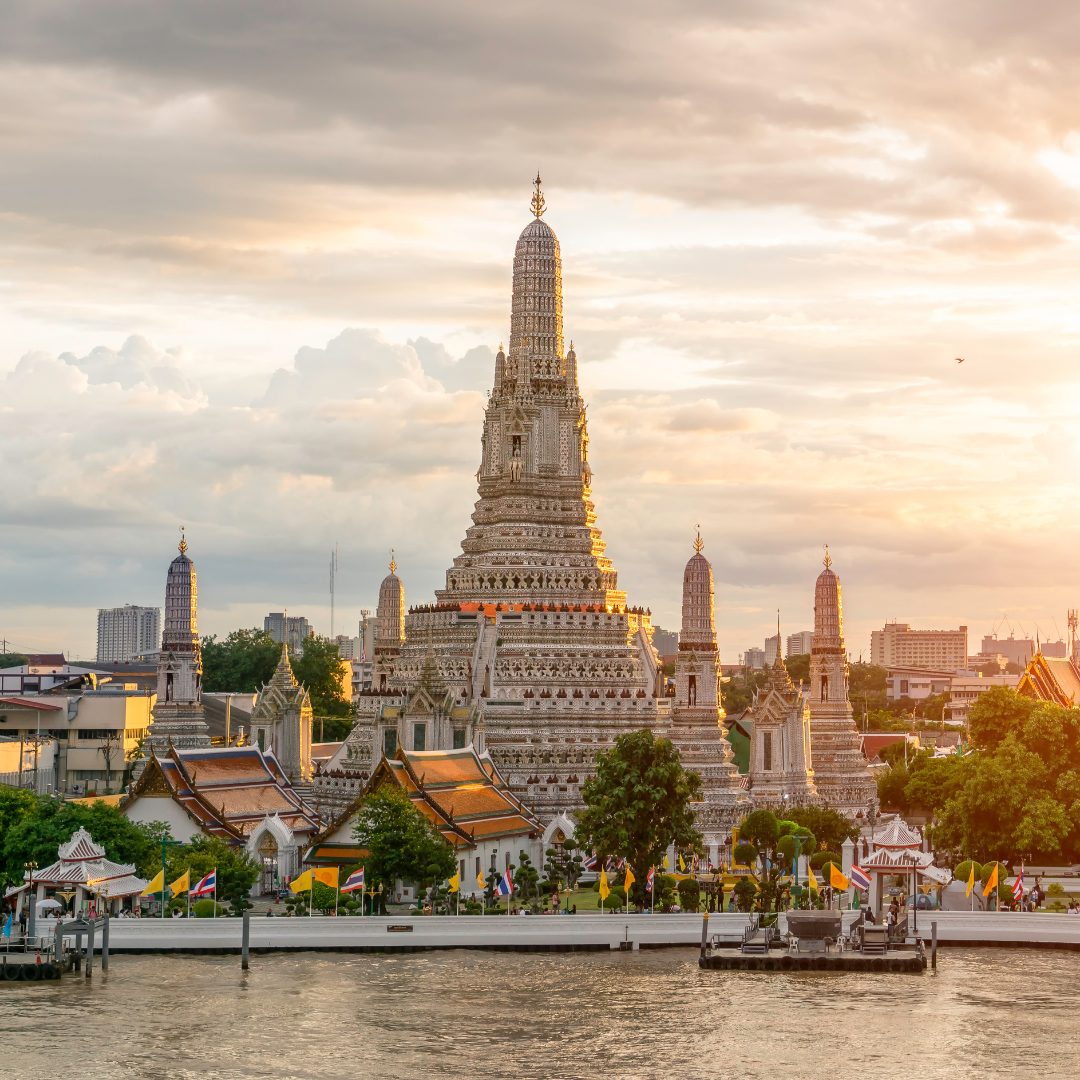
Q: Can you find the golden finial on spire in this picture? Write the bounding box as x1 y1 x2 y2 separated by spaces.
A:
179 526 187 555
531 172 546 219
823 544 831 570
694 525 703 554
389 548 396 574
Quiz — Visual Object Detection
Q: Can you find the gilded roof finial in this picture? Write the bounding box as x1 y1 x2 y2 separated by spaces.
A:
823 544 831 570
694 525 703 554
531 172 546 219
389 548 396 574
179 526 187 555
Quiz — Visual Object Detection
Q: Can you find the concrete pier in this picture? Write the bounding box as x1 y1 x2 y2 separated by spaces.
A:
68 911 1080 955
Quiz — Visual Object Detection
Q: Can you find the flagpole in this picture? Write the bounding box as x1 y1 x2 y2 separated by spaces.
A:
335 878 339 917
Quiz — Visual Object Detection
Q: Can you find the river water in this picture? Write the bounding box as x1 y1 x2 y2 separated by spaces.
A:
4 948 1077 1079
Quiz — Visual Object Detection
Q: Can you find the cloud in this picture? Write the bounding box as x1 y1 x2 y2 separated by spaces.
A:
664 401 777 433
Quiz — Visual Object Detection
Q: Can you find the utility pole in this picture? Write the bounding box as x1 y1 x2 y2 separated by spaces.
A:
330 543 339 639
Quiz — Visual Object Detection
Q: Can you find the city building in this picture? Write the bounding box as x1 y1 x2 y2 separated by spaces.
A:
96 605 161 663
764 634 781 666
743 647 765 670
264 613 313 653
136 536 211 773
945 674 1021 725
885 666 955 703
785 630 814 658
652 626 678 658
334 635 359 660
806 556 877 815
870 622 968 670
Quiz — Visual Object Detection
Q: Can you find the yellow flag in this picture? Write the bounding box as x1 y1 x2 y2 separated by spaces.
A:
678 853 686 872
141 869 164 897
313 866 338 889
624 866 635 892
808 865 819 892
448 872 460 893
477 869 486 890
290 869 313 893
598 869 610 900
982 863 999 897
168 869 190 896
965 863 975 898
829 863 849 890
663 854 670 869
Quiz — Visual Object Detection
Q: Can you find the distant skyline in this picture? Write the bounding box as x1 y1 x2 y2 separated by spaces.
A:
3 1 1080 661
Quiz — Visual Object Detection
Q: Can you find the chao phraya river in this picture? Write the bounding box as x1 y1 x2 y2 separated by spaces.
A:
5 948 1077 1079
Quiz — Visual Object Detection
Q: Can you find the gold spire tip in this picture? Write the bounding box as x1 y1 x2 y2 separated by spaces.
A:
178 526 187 555
694 525 703 554
530 172 546 219
389 548 397 574
823 544 831 570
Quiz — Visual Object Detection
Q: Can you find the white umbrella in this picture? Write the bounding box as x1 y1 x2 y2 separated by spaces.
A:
36 898 63 910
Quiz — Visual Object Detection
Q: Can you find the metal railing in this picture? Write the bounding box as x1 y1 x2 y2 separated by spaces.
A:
0 769 51 794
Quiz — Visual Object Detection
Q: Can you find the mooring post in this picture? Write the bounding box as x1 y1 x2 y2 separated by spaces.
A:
700 911 709 960
242 909 250 971
53 920 63 971
74 930 83 972
931 920 937 969
101 913 110 973
85 920 95 979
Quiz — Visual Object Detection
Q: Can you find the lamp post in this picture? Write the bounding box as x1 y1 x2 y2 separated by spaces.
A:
159 838 183 920
25 861 38 943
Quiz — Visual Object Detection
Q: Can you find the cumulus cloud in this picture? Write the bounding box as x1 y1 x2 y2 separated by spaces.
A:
664 401 777 433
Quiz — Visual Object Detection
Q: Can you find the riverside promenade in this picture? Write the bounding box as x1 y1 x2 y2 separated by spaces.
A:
87 911 1080 954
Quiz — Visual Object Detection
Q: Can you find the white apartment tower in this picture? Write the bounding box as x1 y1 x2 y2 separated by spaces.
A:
871 622 968 670
96 605 160 662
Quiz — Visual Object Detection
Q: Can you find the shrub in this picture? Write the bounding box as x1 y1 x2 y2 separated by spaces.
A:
980 861 1009 886
810 851 841 871
193 898 225 918
733 843 758 866
677 878 700 912
733 877 757 912
1048 882 1065 897
954 860 981 884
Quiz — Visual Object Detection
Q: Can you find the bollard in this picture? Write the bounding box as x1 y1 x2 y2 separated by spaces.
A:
931 920 937 970
85 920 95 979
700 911 709 960
74 931 83 972
242 909 250 971
53 920 62 973
101 913 109 973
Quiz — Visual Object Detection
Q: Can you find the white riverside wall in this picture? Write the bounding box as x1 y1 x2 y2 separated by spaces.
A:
82 911 1080 953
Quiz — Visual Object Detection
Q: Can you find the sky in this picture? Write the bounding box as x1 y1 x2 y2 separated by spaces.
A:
3 0 1080 662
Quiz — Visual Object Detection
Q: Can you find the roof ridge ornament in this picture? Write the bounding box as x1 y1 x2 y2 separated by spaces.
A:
531 172 546 219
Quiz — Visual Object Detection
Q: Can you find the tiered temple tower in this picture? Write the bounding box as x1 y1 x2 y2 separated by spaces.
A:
336 179 665 825
141 533 211 762
668 533 744 846
807 551 876 815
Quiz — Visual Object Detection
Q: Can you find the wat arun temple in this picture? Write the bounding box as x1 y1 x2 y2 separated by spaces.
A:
319 179 875 851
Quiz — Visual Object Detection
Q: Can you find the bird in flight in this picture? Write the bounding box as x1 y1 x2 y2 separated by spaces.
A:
956 358 965 363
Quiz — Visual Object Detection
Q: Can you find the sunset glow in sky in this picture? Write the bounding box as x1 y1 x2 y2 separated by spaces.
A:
3 1 1080 660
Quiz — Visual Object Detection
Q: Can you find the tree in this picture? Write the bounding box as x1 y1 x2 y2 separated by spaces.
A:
721 667 768 714
1 795 169 886
968 686 1034 751
201 628 280 693
0 652 28 669
849 662 889 714
161 835 259 912
574 729 703 911
513 852 540 908
351 785 456 913
784 806 860 852
784 654 811 685
292 636 352 718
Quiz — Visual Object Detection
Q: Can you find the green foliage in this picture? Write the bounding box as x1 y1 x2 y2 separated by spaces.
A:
849 662 888 712
968 687 1033 751
1 794 169 888
649 873 678 911
193 898 225 917
733 842 758 866
0 653 28 669
979 860 1009 886
292 636 352 717
1048 882 1065 897
575 729 703 911
201 628 280 693
733 877 757 912
513 852 541 907
721 668 768 714
809 850 841 870
864 710 912 732
314 714 354 742
784 654 810 685
352 785 456 911
677 877 700 912
162 835 259 907
953 860 981 883
784 807 860 851
740 809 780 849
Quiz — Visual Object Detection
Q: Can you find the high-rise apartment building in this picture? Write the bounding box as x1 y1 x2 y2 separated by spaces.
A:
764 634 781 665
264 613 312 653
871 622 968 671
96 605 161 662
785 630 814 657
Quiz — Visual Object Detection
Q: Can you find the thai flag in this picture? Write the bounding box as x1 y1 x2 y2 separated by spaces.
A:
1012 865 1024 902
583 852 598 871
646 868 655 891
496 869 513 897
849 865 871 891
191 870 217 897
342 868 365 894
